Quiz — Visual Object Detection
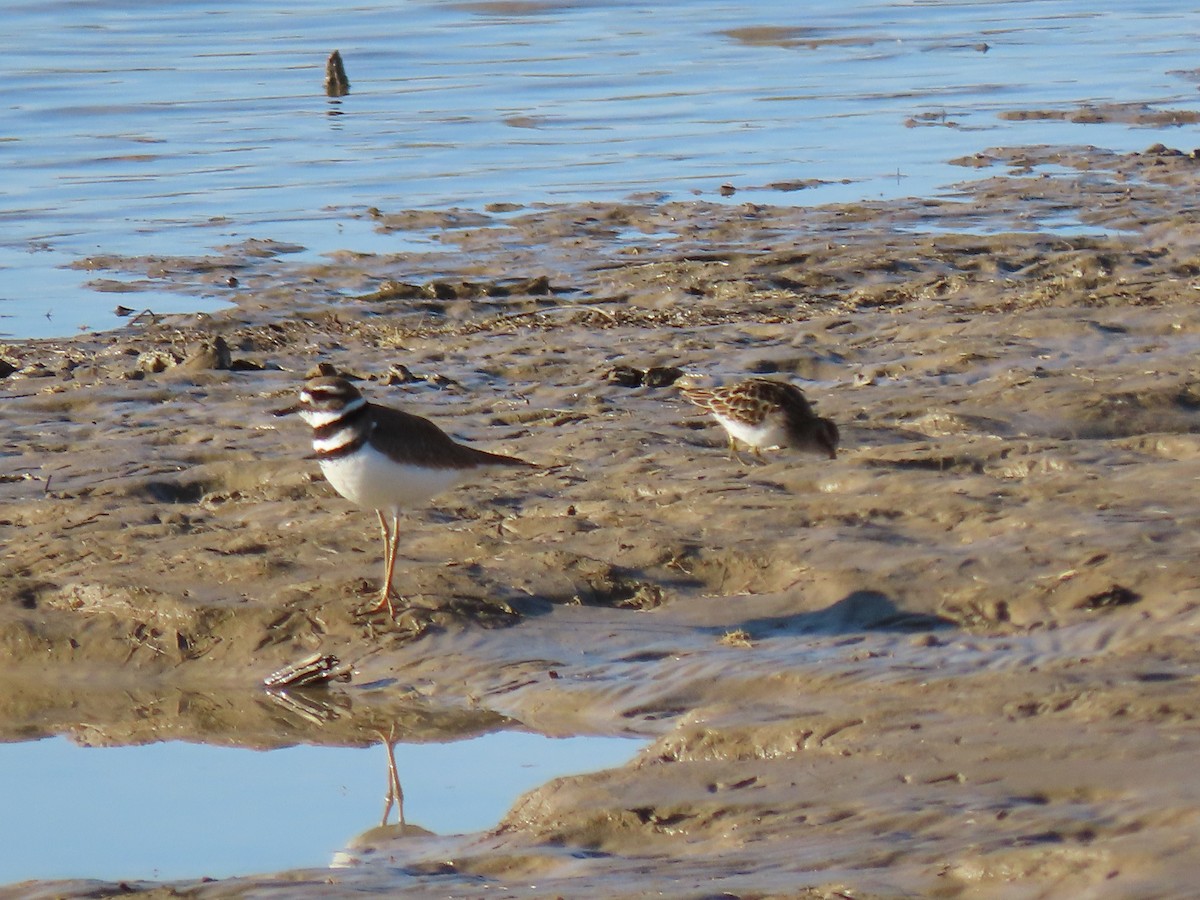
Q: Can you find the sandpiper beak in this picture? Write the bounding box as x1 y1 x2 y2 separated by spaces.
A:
272 403 301 417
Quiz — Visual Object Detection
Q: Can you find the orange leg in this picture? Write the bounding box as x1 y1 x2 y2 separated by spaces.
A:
366 511 402 618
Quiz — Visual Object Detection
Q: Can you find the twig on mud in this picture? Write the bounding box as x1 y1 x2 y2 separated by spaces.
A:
62 512 109 530
499 304 618 322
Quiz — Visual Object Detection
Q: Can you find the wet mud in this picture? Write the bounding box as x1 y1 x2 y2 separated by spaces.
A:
3 143 1200 897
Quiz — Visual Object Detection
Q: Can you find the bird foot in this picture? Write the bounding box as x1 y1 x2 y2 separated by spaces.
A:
358 589 403 620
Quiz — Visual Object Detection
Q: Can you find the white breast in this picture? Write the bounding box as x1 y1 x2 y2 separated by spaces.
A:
318 444 467 515
714 413 787 451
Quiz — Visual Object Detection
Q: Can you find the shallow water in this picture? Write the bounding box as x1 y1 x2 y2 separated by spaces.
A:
0 732 642 883
3 0 1200 338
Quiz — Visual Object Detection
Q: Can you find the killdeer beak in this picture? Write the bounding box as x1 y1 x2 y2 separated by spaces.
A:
272 403 301 417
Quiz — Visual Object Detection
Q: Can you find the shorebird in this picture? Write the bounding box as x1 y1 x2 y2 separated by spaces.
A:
277 375 532 617
681 377 839 464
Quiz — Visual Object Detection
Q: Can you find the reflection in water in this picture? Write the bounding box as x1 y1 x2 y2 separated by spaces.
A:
379 725 405 827
263 685 350 723
262 670 414 825
0 699 643 883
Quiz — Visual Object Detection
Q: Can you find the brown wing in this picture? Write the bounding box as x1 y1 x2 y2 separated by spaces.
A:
744 378 816 418
680 386 717 410
367 403 533 470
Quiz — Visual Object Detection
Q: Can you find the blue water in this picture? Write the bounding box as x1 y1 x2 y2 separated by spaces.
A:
2 0 1200 338
0 732 643 883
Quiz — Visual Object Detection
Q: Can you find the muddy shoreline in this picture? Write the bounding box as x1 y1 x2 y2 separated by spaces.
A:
3 143 1200 897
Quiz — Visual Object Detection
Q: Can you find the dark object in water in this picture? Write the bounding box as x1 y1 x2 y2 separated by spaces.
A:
325 50 350 97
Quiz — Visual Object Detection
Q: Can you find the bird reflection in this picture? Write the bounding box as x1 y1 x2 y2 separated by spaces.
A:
262 652 509 846
378 725 405 827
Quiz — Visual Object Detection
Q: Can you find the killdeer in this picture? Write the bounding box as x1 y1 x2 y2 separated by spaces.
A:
277 375 532 617
681 377 839 464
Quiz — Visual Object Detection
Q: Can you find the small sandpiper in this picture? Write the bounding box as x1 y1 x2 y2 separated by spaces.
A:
681 377 839 464
277 375 532 617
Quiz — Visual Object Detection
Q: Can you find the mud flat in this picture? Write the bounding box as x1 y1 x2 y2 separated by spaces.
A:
3 144 1200 897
